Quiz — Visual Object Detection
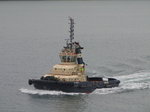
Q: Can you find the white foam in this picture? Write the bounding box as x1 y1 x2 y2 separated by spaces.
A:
93 71 150 95
93 82 150 95
19 88 85 96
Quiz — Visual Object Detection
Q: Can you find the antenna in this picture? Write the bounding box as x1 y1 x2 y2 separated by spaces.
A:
69 17 74 43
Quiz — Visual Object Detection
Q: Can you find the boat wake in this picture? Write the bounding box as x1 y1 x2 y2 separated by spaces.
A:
19 88 85 96
20 71 150 96
93 71 150 95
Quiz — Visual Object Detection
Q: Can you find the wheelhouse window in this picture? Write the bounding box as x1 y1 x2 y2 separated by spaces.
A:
60 55 77 62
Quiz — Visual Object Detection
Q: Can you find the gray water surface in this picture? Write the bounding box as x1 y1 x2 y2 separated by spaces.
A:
0 1 150 112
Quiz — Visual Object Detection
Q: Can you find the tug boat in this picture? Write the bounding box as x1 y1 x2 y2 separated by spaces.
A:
28 18 120 93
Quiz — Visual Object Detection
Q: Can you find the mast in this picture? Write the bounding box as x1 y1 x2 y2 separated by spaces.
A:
69 17 74 44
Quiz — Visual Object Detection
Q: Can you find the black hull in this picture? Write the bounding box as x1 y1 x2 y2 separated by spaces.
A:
28 78 120 93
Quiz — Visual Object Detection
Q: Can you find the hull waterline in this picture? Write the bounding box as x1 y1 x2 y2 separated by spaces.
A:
28 78 120 93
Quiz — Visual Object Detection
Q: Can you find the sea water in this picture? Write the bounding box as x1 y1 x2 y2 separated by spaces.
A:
0 1 150 112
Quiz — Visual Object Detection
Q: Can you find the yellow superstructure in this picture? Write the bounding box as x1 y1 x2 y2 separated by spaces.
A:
43 48 87 82
43 63 86 82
